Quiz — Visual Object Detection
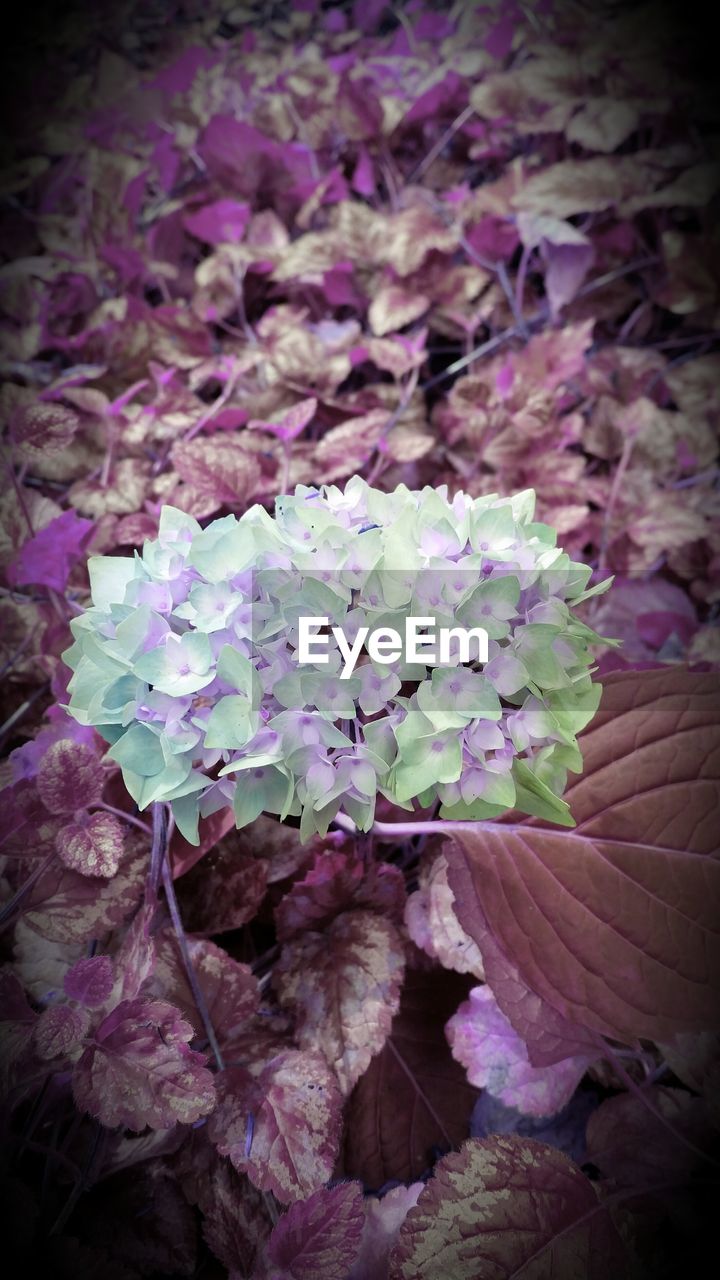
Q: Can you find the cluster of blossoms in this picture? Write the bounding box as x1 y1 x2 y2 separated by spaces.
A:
64 477 610 843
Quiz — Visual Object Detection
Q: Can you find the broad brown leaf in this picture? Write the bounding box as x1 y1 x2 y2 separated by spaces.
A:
445 669 720 1049
343 970 478 1187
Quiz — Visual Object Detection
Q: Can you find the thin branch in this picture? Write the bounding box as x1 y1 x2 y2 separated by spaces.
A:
148 801 168 900
598 1037 720 1173
405 104 475 185
95 801 152 836
0 849 55 929
161 857 225 1071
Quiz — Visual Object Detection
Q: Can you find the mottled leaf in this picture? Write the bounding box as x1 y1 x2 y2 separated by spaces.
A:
56 812 125 878
201 1159 273 1276
23 833 145 944
146 931 260 1047
274 910 405 1094
73 998 216 1130
34 1003 89 1060
36 740 104 814
208 1051 342 1203
175 843 268 934
404 850 484 979
64 955 115 1008
389 1136 631 1279
275 847 405 941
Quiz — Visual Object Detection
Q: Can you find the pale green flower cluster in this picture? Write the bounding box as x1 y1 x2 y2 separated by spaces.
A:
63 477 611 843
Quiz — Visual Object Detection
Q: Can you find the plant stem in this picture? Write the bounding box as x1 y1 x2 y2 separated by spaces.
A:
148 801 168 899
95 801 152 836
161 858 225 1072
0 849 55 929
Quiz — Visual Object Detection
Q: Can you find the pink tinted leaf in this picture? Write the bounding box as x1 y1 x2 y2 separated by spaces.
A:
266 1182 365 1280
36 740 104 814
64 955 115 1007
248 397 317 441
348 1184 424 1280
445 669 720 1049
73 998 216 1131
542 239 595 316
446 985 595 1117
208 1051 342 1203
34 1003 89 1061
113 902 157 1001
7 509 93 592
351 146 376 197
56 812 125 878
183 199 251 245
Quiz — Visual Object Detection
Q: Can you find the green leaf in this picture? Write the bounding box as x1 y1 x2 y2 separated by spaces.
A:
511 758 575 826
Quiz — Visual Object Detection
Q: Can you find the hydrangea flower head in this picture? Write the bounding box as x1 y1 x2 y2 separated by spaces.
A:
63 478 612 843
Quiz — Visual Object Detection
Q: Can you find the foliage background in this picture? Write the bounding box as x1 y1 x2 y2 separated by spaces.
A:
0 1 718 1277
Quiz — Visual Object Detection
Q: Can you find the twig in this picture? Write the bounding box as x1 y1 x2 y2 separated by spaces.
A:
599 1037 720 1172
2 445 34 538
161 857 225 1071
406 104 475 185
148 801 168 899
95 801 153 836
0 682 50 750
49 1122 105 1236
597 430 634 573
0 849 56 929
459 231 529 337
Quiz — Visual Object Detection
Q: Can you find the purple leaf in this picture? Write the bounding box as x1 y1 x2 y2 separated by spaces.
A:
446 985 595 1117
7 509 93 592
183 199 251 245
266 1182 365 1280
64 955 115 1008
